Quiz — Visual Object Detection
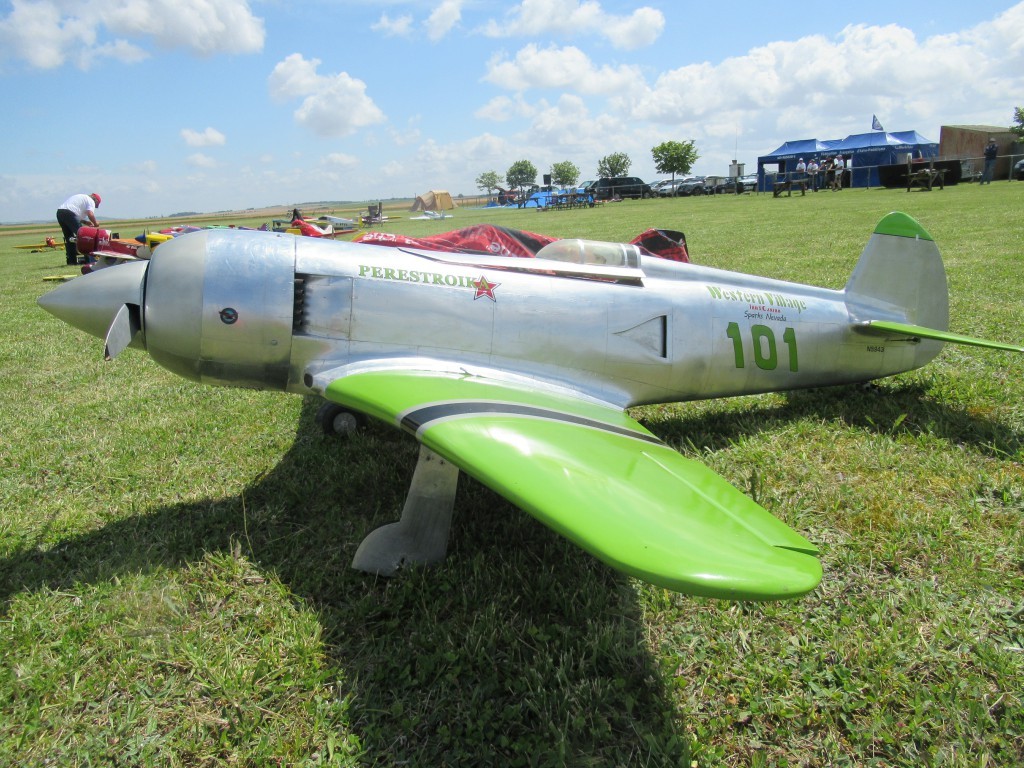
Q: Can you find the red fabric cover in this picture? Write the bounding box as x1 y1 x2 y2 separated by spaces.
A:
354 224 689 262
76 226 144 258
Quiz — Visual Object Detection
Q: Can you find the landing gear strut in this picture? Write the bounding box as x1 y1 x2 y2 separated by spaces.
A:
351 446 459 575
315 402 458 575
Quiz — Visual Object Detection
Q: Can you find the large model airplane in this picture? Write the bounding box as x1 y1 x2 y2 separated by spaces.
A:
37 212 1022 600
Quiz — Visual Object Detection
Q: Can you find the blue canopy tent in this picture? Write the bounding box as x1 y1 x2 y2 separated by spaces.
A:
756 138 838 190
756 130 938 190
829 131 938 187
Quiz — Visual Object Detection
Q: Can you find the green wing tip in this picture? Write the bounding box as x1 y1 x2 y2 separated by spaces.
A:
874 211 934 242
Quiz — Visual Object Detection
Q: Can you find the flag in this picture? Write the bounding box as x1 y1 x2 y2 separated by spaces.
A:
871 115 884 131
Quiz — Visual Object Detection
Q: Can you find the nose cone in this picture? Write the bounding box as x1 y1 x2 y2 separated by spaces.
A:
37 260 147 341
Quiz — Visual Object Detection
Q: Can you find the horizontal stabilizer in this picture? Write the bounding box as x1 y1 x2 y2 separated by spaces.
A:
857 320 1024 353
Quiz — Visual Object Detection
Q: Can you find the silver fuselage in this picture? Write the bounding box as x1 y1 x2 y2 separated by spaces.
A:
42 229 942 408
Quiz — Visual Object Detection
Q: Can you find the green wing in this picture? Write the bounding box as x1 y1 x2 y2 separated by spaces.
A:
325 367 821 600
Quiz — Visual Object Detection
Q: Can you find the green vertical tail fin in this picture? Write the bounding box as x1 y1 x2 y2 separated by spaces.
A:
844 212 949 332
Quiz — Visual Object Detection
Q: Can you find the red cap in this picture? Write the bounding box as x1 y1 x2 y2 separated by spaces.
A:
90 193 101 206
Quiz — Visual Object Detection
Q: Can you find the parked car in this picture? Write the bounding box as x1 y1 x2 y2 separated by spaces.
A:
1015 158 1024 181
738 173 759 192
656 178 687 197
713 174 758 194
651 179 674 195
590 176 654 200
675 177 706 196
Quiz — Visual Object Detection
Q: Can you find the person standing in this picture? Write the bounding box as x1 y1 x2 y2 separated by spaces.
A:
825 156 836 189
832 155 846 190
56 192 101 265
980 138 998 184
807 158 820 191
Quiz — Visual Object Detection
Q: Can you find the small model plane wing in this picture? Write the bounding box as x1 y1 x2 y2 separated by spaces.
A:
14 241 60 250
323 366 821 600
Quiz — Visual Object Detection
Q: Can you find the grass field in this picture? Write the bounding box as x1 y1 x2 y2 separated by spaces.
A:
2 184 1023 766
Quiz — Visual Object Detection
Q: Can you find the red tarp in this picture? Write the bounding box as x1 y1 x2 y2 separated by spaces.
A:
354 224 689 262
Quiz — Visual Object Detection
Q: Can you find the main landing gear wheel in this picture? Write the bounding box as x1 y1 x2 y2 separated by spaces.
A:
316 402 366 437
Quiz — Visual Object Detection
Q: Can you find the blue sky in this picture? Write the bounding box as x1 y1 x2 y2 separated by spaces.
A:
2 0 1022 222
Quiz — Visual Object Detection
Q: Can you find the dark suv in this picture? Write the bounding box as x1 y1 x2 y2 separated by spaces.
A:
591 176 654 200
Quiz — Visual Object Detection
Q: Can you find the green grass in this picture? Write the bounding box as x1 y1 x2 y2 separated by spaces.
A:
2 184 1023 765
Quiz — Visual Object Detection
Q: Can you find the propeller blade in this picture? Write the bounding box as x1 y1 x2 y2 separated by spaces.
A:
104 302 142 360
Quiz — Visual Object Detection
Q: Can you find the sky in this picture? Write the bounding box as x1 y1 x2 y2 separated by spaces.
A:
1 0 1022 222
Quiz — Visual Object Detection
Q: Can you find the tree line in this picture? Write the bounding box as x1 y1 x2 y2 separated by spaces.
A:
477 108 1024 199
475 140 700 197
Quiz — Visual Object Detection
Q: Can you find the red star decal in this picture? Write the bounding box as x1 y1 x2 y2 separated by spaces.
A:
472 275 500 301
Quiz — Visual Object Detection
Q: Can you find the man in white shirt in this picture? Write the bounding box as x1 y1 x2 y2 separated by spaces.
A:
807 159 820 191
56 192 101 265
832 156 846 190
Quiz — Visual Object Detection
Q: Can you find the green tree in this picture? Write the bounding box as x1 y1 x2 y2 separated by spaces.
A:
506 159 538 193
476 170 502 195
597 152 631 177
651 140 699 180
550 161 580 188
1011 106 1024 138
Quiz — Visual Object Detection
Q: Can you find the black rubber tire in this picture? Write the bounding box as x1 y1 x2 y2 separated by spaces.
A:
316 402 366 437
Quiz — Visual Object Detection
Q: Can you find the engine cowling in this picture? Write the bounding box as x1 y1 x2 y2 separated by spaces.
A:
143 230 297 389
75 225 112 255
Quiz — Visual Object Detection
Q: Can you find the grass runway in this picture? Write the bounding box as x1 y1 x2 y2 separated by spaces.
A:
2 183 1022 765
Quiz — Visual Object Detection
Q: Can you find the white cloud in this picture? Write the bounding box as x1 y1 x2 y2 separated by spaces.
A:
389 125 423 147
0 0 97 69
268 54 386 138
630 11 1024 140
181 127 227 147
99 0 265 56
372 1 461 42
324 152 358 168
474 94 536 122
186 153 218 168
267 52 320 102
526 93 589 140
483 44 644 95
604 6 663 50
372 13 414 37
380 160 405 178
482 0 664 50
88 39 150 67
391 133 511 184
425 0 462 42
0 0 264 69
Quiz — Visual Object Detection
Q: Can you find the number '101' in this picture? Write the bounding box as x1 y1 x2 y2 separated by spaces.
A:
726 322 798 372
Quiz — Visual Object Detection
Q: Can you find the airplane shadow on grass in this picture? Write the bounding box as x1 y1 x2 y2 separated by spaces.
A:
1 397 685 764
642 379 1024 460
2 383 1020 764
